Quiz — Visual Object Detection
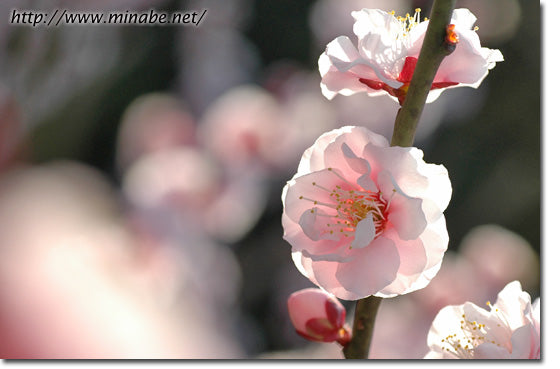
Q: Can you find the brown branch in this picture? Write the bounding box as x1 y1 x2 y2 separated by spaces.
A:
391 0 457 147
342 295 382 359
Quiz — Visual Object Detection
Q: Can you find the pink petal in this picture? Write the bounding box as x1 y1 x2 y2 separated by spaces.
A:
291 250 319 286
323 127 388 185
376 170 427 240
418 215 449 271
320 35 402 100
287 288 347 343
351 213 376 249
341 142 370 174
386 193 426 240
299 207 338 242
367 146 451 214
287 288 331 330
282 169 342 225
436 28 503 87
341 143 378 191
318 37 374 100
305 318 335 337
305 257 356 300
296 127 343 175
375 228 428 297
363 145 429 192
325 296 346 328
335 236 400 299
283 212 348 259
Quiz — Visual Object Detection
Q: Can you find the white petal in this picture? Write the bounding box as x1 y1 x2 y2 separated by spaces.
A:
451 8 478 29
473 343 511 359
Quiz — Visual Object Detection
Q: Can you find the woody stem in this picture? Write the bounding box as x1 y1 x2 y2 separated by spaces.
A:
342 295 381 359
391 0 457 147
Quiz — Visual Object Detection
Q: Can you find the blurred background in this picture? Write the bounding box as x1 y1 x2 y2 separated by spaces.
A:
0 0 539 359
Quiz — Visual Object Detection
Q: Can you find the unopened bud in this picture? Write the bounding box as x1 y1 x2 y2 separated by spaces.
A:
287 288 351 345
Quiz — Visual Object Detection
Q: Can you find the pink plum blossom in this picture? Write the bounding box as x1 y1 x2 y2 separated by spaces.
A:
287 288 350 345
282 126 451 300
319 8 504 104
122 146 267 243
197 85 286 170
458 224 540 297
115 93 196 173
425 281 540 359
0 162 242 358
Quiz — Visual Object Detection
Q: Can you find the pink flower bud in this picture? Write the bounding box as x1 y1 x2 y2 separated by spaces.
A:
287 288 351 345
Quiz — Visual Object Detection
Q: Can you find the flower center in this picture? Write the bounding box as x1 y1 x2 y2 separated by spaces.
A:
299 168 393 242
440 303 510 359
326 185 388 237
391 8 425 40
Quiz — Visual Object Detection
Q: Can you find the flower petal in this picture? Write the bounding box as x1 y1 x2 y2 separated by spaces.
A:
375 228 428 297
472 342 511 359
451 8 478 29
376 170 427 240
323 127 388 184
335 236 400 299
510 325 539 359
351 213 376 249
283 212 346 259
282 168 341 224
341 142 378 191
494 281 533 330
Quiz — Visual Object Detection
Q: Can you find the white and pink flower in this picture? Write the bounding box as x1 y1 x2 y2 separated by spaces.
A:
282 126 451 300
425 281 540 359
319 8 504 104
287 288 350 345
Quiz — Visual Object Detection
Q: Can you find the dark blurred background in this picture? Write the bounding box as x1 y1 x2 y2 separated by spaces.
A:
0 0 539 359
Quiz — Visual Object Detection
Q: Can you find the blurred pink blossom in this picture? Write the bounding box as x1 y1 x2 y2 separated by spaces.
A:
0 162 242 358
425 281 540 359
319 8 503 104
282 126 451 300
197 85 286 171
116 93 196 173
458 224 540 296
287 288 350 345
122 146 266 243
411 225 539 317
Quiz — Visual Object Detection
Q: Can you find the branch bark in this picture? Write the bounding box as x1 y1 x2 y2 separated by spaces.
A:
342 295 381 359
391 0 457 147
